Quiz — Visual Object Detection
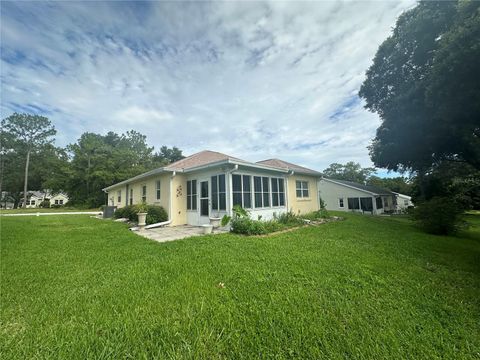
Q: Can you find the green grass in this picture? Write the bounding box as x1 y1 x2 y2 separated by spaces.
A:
0 207 100 214
1 213 479 359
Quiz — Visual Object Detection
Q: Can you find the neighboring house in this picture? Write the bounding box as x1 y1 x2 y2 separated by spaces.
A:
318 178 397 215
393 192 414 212
0 191 14 209
21 191 69 208
103 150 322 226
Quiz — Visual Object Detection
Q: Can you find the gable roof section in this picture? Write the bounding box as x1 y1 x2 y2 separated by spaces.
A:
323 178 394 196
165 150 244 171
103 150 289 191
256 158 321 176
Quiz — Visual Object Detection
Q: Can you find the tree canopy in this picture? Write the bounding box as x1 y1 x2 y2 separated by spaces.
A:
322 162 376 184
359 1 480 172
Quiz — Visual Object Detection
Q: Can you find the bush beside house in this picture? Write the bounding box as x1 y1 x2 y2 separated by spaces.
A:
114 205 168 225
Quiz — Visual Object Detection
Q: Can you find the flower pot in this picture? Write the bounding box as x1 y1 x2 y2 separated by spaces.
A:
137 212 147 227
209 217 221 228
202 224 213 234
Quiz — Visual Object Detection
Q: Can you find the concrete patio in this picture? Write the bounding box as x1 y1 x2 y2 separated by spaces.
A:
134 225 228 243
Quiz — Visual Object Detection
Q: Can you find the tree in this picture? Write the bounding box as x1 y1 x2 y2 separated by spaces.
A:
153 146 184 165
323 162 376 183
359 1 479 172
367 176 412 195
1 113 56 208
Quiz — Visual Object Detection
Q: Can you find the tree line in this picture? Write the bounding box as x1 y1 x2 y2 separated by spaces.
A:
1 113 184 208
359 0 480 232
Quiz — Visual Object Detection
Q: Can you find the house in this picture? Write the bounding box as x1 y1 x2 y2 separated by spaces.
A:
393 192 414 212
103 150 322 226
318 178 398 215
21 191 69 208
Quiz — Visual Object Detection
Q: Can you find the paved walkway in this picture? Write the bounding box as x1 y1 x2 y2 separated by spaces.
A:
135 225 228 243
1 211 102 217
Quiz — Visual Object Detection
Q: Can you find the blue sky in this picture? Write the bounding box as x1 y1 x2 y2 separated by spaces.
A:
1 1 415 175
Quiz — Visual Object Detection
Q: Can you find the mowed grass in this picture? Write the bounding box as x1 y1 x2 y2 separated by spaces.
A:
0 207 100 214
1 213 479 359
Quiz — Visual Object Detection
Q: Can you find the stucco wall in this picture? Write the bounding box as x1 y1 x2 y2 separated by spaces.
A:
287 175 320 214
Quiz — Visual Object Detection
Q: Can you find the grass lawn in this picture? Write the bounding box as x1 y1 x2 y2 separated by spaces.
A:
0 207 100 214
1 213 479 359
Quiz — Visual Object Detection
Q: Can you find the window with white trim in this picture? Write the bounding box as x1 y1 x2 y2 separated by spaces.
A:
117 190 121 203
187 180 197 210
156 180 161 200
271 177 285 207
232 174 252 208
296 180 309 198
254 176 270 208
129 188 133 205
211 174 226 211
141 185 147 202
338 198 344 208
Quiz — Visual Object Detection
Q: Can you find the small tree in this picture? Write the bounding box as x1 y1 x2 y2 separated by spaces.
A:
1 113 56 208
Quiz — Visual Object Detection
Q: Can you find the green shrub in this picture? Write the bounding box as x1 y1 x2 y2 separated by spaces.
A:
230 218 267 235
39 200 51 208
145 205 168 225
412 197 465 235
114 204 168 224
276 211 304 226
263 220 285 233
302 209 329 221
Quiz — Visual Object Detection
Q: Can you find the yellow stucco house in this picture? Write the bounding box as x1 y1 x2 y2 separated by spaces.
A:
103 150 322 226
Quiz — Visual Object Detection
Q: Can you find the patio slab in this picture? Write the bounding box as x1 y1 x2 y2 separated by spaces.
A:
134 225 228 243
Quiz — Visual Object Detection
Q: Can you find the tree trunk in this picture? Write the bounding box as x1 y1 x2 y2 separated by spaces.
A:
22 150 31 208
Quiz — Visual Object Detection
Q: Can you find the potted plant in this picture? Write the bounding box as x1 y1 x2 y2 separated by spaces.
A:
209 213 222 228
136 202 148 229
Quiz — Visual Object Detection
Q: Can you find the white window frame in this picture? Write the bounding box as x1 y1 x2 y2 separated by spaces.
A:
187 180 197 211
296 180 309 198
156 180 161 200
338 198 344 208
270 177 286 208
117 190 121 203
211 174 227 211
253 176 271 209
232 174 252 209
141 185 147 202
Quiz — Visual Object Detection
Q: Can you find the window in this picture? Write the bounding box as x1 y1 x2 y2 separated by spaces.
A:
129 188 133 205
271 178 285 207
187 180 197 210
296 180 309 198
156 180 161 200
232 174 252 208
117 190 121 203
55 199 59 205
339 198 344 208
59 199 64 205
347 198 360 210
360 197 373 211
375 197 383 209
211 174 226 211
31 200 35 205
141 185 147 202
254 176 270 208
404 199 409 206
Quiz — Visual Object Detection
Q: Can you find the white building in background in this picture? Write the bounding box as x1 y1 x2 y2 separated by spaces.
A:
21 191 69 208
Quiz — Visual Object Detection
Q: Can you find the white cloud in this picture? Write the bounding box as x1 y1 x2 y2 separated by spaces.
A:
0 0 416 173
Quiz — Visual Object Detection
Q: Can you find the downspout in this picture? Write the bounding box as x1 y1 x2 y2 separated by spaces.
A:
168 171 176 223
226 165 238 216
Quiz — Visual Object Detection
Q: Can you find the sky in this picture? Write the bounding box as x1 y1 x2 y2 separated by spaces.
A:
1 1 416 176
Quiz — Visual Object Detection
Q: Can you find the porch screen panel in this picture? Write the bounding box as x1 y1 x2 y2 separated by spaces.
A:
254 176 262 208
360 197 373 211
271 178 279 207
375 197 383 209
262 177 270 207
347 197 359 210
211 176 218 210
232 175 242 207
243 175 252 209
219 174 226 210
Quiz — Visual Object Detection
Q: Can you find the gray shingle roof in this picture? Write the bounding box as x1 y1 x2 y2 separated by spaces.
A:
325 178 394 196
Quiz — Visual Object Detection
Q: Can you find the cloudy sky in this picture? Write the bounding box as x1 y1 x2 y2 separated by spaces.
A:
1 1 415 174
